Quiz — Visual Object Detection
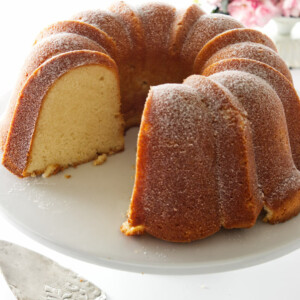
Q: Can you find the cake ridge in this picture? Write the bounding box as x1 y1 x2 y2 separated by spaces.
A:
72 9 133 64
208 70 300 222
201 41 293 82
203 58 300 170
181 13 244 70
35 20 118 60
193 28 277 73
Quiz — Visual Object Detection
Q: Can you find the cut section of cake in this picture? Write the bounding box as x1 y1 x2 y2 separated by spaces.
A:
2 51 124 177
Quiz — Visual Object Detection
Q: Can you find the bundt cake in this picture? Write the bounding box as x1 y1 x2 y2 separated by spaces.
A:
1 1 300 242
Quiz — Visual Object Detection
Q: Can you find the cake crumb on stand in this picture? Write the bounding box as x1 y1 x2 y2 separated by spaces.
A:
93 153 107 166
42 164 60 178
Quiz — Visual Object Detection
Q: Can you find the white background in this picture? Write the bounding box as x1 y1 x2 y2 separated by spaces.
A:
1 1 300 299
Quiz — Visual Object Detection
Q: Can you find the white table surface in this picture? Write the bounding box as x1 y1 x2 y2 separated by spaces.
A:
1 1 300 299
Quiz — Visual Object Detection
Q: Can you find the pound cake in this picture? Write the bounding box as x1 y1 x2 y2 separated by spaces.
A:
1 2 300 242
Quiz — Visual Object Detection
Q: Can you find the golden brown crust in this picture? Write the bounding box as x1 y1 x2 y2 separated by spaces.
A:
35 20 117 60
2 51 119 177
194 28 277 74
184 76 263 229
203 58 300 170
108 1 147 126
136 3 180 83
72 9 132 64
167 4 205 80
137 3 176 57
124 84 221 242
181 14 244 71
169 4 204 58
109 1 145 66
125 77 263 242
209 70 300 224
118 3 192 128
201 42 293 83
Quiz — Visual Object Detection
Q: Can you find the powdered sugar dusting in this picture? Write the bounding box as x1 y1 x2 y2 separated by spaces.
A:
23 33 106 86
181 14 244 69
170 5 203 56
203 58 300 171
35 20 117 59
130 83 221 241
194 28 277 73
137 3 176 54
183 75 262 228
204 42 292 83
109 1 145 60
72 9 132 62
209 70 300 213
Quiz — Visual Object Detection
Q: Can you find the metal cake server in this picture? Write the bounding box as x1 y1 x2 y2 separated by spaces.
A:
0 240 106 300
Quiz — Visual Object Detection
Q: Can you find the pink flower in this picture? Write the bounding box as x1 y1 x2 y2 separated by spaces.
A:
228 0 279 27
280 0 300 17
254 1 280 26
206 0 300 27
228 0 257 27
